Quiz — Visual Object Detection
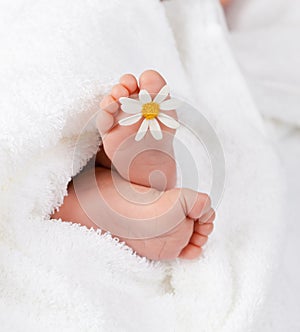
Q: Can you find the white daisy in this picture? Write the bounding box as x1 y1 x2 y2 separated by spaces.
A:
118 85 181 141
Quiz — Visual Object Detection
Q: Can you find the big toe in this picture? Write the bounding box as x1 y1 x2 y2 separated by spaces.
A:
139 70 167 97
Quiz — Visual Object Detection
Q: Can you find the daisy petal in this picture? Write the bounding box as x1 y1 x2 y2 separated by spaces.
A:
159 98 182 111
153 85 170 104
135 118 149 141
119 97 142 114
149 119 163 140
157 113 180 129
118 114 142 126
139 89 152 104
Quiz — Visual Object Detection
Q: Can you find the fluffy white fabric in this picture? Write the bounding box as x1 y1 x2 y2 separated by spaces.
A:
226 1 300 330
0 0 284 331
227 0 300 128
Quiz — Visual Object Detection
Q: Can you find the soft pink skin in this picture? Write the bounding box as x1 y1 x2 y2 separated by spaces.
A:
52 70 215 260
96 71 177 191
221 0 231 7
53 167 214 260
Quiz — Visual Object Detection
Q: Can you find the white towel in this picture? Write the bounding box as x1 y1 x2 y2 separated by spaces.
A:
226 0 300 128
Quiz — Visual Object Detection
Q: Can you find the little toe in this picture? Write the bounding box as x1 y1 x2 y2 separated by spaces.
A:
100 95 119 114
178 243 202 260
182 191 212 221
139 69 167 96
96 110 114 137
194 222 214 236
111 83 130 100
120 74 139 95
190 232 208 247
198 208 216 224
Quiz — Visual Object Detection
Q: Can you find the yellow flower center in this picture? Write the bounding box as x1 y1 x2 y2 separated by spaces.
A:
141 102 160 120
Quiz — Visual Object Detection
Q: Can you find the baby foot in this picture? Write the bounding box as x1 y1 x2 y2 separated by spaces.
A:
122 191 215 260
96 70 179 190
53 166 214 261
122 207 215 260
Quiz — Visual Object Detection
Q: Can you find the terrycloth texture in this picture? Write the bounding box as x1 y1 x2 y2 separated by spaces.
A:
0 0 284 331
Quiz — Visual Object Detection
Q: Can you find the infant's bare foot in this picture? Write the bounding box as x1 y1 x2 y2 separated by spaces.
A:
123 191 215 260
52 167 214 260
96 70 180 190
104 182 215 260
122 209 214 260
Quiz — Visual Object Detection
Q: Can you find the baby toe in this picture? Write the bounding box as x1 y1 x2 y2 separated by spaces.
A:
194 222 214 236
100 95 119 114
198 208 216 224
111 83 130 100
182 191 211 221
190 232 208 247
120 74 138 94
178 243 202 260
139 69 167 96
96 110 114 137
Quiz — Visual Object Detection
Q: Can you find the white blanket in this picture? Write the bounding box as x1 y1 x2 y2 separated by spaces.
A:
225 1 300 330
0 0 284 331
227 0 300 128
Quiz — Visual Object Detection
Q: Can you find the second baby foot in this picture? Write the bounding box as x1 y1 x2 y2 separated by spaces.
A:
52 167 215 261
96 70 180 190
